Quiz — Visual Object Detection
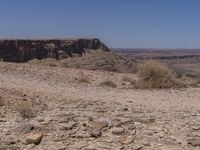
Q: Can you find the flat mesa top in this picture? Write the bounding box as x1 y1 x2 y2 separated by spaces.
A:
0 38 98 41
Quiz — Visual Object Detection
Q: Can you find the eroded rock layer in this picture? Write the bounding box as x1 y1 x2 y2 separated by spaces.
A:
0 39 109 62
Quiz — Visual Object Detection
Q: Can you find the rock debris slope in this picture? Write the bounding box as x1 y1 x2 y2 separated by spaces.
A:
0 62 200 149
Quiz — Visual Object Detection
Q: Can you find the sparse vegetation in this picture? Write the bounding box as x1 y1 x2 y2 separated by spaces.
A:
122 76 133 82
15 101 36 119
28 58 62 67
174 70 184 78
136 60 176 89
99 80 117 88
21 122 37 133
122 76 136 88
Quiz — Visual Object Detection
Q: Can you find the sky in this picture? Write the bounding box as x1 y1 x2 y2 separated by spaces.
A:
0 0 200 48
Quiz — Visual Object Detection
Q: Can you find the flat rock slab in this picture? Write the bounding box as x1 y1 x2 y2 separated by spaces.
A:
26 132 43 144
187 138 200 147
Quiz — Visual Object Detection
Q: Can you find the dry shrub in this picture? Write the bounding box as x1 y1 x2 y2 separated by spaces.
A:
15 101 36 119
21 122 38 133
122 76 133 82
99 80 117 88
28 58 41 65
39 58 61 67
177 75 200 87
136 60 176 89
122 76 136 88
28 58 62 67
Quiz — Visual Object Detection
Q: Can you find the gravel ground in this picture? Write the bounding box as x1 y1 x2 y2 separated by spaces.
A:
0 62 200 150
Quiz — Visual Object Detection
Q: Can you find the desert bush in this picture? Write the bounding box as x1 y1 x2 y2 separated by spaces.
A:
136 60 176 89
174 70 184 78
40 58 61 67
122 76 136 83
20 122 38 133
28 58 41 64
15 101 36 119
122 76 136 88
99 80 117 88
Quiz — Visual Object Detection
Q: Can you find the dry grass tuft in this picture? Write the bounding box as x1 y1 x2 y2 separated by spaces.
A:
136 60 176 89
20 122 38 133
28 58 62 67
15 101 36 119
99 80 117 88
122 76 133 82
122 76 136 88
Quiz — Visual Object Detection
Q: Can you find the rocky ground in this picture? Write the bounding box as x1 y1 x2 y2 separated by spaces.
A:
0 62 200 150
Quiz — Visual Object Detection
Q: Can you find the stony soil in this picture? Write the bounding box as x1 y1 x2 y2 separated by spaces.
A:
0 62 200 150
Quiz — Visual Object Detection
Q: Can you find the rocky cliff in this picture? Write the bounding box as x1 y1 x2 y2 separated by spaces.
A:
0 39 109 62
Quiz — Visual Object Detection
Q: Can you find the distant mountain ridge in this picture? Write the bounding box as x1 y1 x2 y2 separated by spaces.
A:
112 48 200 60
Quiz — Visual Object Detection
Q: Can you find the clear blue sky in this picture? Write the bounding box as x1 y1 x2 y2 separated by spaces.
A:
0 0 200 48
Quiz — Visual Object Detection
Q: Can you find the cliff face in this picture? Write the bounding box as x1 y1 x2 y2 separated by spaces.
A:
0 39 109 62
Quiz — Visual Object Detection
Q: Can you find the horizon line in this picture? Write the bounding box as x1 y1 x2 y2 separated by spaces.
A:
111 48 200 50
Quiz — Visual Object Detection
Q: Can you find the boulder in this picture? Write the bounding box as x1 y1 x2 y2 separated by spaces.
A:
119 136 135 145
187 138 200 147
26 132 43 144
111 127 125 135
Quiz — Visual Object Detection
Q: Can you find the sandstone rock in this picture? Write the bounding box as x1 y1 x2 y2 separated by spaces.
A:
112 118 123 127
131 128 136 135
131 145 143 150
96 142 120 149
60 121 77 130
57 147 67 150
122 107 128 111
87 128 101 138
0 119 6 122
84 144 97 150
26 132 43 144
69 141 89 149
112 127 124 135
72 130 91 138
187 138 200 146
119 136 135 145
3 137 17 145
37 118 45 122
87 120 108 131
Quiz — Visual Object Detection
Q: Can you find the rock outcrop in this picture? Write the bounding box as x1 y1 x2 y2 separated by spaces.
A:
0 39 109 62
61 49 136 73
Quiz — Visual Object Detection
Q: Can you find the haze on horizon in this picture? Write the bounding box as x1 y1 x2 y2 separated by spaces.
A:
0 0 200 49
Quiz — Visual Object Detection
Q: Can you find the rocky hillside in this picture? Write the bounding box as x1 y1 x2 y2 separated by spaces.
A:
0 39 109 62
1 62 200 149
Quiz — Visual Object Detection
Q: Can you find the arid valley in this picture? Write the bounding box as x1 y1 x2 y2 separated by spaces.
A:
1 39 200 150
1 1 200 149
